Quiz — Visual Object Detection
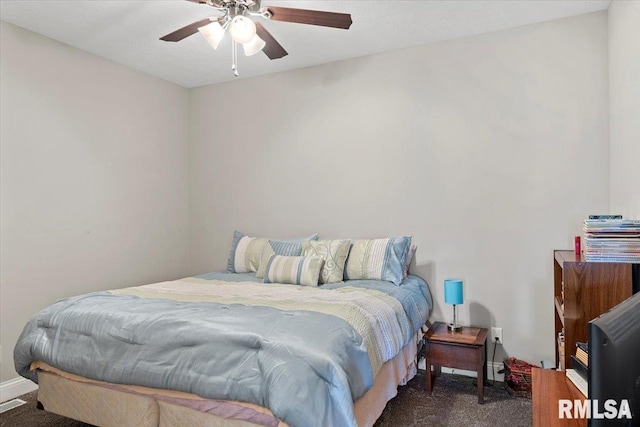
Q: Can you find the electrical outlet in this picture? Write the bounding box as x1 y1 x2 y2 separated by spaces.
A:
491 327 503 345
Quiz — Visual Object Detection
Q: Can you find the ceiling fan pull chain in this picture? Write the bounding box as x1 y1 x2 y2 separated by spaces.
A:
232 40 239 77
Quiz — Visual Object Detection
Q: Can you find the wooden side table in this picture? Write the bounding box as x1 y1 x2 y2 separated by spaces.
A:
423 321 489 403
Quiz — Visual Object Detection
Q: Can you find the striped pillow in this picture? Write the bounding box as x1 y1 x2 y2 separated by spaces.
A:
344 236 412 285
256 240 304 279
262 255 324 287
226 231 318 274
226 231 269 273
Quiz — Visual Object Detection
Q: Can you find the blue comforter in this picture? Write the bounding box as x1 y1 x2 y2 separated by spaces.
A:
14 273 431 427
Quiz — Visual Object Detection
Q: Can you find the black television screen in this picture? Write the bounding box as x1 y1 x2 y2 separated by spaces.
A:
588 291 640 426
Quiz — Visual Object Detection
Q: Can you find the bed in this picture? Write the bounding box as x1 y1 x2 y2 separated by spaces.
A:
14 271 432 427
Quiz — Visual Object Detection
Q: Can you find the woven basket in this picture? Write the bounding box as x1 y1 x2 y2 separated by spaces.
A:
503 357 536 398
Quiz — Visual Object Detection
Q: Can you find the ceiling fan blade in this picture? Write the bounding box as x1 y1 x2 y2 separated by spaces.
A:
255 22 288 60
267 7 352 29
160 18 211 42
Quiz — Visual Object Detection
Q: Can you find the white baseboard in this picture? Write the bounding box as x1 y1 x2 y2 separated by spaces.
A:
418 358 505 383
0 377 38 403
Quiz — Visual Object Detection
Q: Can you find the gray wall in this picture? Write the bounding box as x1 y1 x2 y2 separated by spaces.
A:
0 22 191 383
1 9 618 385
609 1 640 218
189 12 610 365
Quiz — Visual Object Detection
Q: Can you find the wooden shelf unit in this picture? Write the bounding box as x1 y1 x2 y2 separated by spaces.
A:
553 250 634 370
532 368 586 427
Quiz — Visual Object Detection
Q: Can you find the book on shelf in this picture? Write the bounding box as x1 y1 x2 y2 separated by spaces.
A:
566 368 588 398
557 332 565 371
575 342 589 367
571 355 588 379
575 350 588 367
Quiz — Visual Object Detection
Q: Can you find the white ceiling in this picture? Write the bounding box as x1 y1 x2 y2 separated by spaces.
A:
1 0 611 88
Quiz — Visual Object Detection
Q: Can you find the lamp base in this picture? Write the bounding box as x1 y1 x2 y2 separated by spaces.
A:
447 323 462 332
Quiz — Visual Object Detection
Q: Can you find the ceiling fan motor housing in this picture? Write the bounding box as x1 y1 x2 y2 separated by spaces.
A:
203 0 262 14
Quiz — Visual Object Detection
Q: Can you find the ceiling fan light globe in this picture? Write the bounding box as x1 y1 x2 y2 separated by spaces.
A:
243 34 266 56
198 21 225 49
229 16 257 44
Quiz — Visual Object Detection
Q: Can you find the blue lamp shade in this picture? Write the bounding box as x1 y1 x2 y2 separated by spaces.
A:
444 279 464 305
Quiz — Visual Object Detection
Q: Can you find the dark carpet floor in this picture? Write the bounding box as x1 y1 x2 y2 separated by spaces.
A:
374 373 532 427
1 373 532 427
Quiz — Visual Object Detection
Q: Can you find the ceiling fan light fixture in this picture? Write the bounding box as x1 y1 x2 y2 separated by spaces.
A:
160 1 353 76
229 15 257 44
198 21 225 49
243 34 266 56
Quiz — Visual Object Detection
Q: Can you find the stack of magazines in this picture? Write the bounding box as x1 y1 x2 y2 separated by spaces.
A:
583 217 640 262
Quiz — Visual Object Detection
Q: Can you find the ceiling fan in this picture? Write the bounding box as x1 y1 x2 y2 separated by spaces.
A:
160 0 353 76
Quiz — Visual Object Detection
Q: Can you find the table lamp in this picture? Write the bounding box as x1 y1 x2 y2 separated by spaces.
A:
444 279 463 332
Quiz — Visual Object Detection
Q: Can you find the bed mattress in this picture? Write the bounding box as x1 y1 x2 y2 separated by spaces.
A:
16 272 431 427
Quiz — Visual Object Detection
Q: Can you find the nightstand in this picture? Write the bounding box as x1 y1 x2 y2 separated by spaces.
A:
423 321 489 403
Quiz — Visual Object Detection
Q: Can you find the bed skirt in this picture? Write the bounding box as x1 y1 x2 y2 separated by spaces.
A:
35 334 419 427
